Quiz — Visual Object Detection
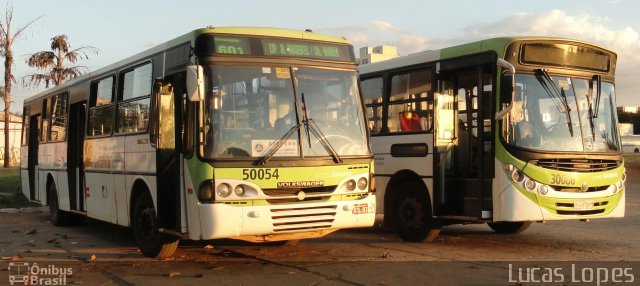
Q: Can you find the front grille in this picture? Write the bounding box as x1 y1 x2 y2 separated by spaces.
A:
556 209 605 215
270 205 337 232
263 186 336 196
533 159 620 172
554 186 609 193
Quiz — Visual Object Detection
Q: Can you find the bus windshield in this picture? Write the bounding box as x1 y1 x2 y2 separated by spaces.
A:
506 74 620 152
202 65 370 159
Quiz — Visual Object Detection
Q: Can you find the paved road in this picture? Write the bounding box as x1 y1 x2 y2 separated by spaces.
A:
1 166 639 285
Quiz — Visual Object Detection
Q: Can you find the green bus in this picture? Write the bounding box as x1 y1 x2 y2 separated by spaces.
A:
359 37 624 241
21 27 376 257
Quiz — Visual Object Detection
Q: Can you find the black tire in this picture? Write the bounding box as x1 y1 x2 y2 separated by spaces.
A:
394 181 440 242
49 183 83 226
132 192 179 258
487 221 532 234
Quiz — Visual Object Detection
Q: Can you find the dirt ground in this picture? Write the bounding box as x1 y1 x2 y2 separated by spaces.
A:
1 166 639 285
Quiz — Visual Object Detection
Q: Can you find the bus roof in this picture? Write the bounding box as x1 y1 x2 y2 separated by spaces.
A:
24 26 350 105
358 36 615 76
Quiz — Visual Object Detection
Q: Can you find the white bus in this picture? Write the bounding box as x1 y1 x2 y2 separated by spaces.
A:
359 37 625 242
20 27 376 257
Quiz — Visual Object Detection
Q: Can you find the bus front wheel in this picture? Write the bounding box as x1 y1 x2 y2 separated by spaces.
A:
132 192 179 258
48 183 83 226
394 181 440 242
487 221 532 234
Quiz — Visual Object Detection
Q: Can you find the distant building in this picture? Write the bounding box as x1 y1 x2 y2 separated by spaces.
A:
357 45 399 65
619 123 634 136
618 106 640 114
0 112 22 166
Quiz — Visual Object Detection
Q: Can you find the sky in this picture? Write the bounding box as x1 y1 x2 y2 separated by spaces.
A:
2 0 640 113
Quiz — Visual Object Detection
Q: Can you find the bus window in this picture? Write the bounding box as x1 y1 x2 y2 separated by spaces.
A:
387 69 432 133
117 63 152 133
88 76 115 136
361 77 383 134
49 93 68 142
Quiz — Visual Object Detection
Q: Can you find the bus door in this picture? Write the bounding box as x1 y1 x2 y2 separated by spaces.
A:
435 55 495 218
67 102 87 212
153 80 181 231
27 115 39 201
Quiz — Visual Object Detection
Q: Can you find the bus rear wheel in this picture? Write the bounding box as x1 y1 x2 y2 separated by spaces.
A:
487 221 532 234
132 192 179 258
394 181 440 242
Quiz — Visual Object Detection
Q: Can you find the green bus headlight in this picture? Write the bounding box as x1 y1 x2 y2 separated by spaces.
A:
345 179 356 191
217 183 232 198
357 177 368 190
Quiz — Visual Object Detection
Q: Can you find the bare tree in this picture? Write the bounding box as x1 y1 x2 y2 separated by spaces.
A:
0 4 42 167
24 34 98 88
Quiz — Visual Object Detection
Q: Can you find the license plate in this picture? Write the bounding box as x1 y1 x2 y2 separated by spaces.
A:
352 204 369 214
574 200 594 210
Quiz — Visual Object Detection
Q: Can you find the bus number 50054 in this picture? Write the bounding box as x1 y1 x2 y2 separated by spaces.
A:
242 168 280 180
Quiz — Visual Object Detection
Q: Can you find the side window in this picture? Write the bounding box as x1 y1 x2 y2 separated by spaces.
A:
117 63 151 133
361 77 383 134
21 107 29 146
40 98 50 143
49 93 68 142
387 69 433 133
88 76 115 136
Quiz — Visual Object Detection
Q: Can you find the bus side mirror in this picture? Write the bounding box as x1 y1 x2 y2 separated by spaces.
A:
187 65 204 102
495 58 515 120
501 75 513 104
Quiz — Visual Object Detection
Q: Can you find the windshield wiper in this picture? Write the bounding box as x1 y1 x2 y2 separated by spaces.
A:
300 93 343 163
586 79 597 140
592 75 602 118
534 69 573 136
254 124 301 166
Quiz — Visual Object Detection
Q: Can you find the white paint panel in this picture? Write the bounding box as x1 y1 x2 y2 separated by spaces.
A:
114 174 127 226
84 137 125 171
85 172 116 223
20 146 28 169
371 134 433 177
124 134 156 173
183 162 202 240
55 171 71 212
20 169 30 199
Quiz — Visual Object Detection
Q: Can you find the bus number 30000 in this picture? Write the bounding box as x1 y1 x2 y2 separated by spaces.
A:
550 174 575 185
242 168 280 180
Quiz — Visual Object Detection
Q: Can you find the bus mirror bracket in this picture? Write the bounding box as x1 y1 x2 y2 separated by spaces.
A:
495 58 515 121
187 65 204 102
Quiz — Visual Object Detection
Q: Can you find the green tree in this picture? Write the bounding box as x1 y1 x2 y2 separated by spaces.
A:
0 4 42 167
24 34 98 88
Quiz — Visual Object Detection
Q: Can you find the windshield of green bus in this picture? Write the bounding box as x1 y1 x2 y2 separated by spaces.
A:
505 74 620 152
202 65 370 160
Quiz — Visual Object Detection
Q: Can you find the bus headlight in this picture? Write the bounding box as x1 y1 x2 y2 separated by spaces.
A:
234 185 245 196
345 179 356 191
216 183 232 198
357 177 368 190
524 178 536 191
198 180 214 202
537 184 548 195
511 170 524 183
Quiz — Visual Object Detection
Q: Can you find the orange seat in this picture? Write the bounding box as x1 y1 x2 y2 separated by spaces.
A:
399 112 422 132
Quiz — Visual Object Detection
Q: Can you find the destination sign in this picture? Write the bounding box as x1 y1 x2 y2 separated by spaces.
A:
202 35 355 62
261 39 353 61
